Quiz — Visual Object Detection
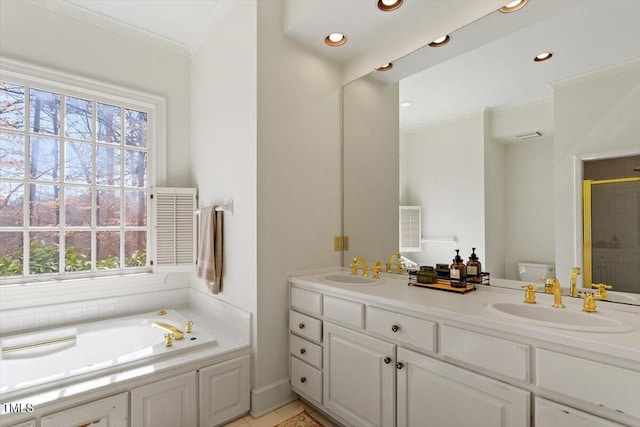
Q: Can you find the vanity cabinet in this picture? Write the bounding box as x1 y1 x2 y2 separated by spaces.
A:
290 287 324 406
131 371 198 427
534 398 626 427
289 277 638 427
41 393 128 427
323 322 395 427
397 348 529 427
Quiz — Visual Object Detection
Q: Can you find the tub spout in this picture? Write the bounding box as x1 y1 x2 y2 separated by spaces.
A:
152 322 184 340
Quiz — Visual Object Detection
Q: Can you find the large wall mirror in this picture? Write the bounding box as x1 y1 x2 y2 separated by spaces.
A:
343 0 640 294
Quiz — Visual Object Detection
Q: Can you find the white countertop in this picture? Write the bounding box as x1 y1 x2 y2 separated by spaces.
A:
290 269 640 363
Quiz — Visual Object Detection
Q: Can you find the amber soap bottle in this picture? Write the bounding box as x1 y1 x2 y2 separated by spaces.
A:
467 247 482 283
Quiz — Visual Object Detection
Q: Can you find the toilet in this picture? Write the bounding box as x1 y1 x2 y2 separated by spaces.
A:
518 262 555 282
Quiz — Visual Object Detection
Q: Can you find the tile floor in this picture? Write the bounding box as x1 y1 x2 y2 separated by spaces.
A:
222 399 338 427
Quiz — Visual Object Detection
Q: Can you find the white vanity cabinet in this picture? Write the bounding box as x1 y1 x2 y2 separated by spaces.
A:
290 287 324 406
397 348 529 427
323 322 396 427
534 398 626 427
41 393 128 427
131 371 198 427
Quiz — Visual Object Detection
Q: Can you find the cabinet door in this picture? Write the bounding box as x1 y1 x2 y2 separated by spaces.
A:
131 371 197 427
535 397 625 427
199 355 251 427
41 393 128 427
397 348 530 427
324 322 396 427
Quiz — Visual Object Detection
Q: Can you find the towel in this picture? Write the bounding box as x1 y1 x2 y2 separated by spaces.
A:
196 205 223 294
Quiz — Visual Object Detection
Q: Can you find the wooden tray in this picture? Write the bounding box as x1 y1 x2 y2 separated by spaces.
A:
408 279 476 294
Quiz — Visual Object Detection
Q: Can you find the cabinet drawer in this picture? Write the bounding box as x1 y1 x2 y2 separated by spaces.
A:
291 287 322 315
441 325 529 381
324 295 364 328
290 311 322 342
290 333 322 369
291 356 322 404
535 397 625 427
537 349 640 420
366 306 436 353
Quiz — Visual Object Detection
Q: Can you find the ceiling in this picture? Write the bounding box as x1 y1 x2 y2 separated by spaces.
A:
56 0 640 130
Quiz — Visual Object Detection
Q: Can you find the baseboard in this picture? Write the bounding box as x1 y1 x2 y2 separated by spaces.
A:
250 378 297 418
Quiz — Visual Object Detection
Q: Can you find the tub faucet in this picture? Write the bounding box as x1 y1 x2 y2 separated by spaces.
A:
152 322 184 340
569 267 581 297
547 277 565 309
352 257 368 277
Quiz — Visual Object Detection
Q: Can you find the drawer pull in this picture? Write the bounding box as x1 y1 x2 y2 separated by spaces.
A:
391 324 399 332
300 377 307 383
396 362 404 370
298 323 305 329
300 348 306 355
384 357 391 364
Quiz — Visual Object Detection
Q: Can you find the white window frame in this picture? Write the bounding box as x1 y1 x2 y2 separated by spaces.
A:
0 57 167 285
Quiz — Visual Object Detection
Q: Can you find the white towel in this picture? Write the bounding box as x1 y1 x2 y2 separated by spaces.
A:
196 206 223 294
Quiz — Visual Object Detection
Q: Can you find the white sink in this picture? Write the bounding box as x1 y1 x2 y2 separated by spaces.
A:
487 302 634 333
322 274 384 286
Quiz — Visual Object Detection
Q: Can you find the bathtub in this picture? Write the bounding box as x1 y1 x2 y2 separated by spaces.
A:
0 309 216 400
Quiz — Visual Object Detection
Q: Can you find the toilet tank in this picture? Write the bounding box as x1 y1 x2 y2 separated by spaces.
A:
518 262 555 282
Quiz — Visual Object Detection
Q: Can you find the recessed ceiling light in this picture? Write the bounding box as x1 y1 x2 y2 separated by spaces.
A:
325 33 347 47
429 35 450 47
376 63 393 72
377 0 403 12
499 0 527 13
400 101 412 108
534 52 553 62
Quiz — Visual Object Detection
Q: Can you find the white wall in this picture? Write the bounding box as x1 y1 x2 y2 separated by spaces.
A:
343 75 399 263
190 0 258 318
400 110 486 267
0 1 192 187
255 0 342 412
553 60 640 284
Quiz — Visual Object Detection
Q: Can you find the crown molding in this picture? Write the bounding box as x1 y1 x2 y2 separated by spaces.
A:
188 0 236 55
401 106 487 134
550 57 640 90
30 0 191 57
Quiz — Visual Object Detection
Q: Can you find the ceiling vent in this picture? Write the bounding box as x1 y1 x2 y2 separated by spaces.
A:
516 131 542 140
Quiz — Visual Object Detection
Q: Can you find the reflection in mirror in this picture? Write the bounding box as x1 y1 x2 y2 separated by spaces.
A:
342 0 640 294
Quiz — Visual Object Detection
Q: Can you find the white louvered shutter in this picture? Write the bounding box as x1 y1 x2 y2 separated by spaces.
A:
399 206 421 252
151 187 197 272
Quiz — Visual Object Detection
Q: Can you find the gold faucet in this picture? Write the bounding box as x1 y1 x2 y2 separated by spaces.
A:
352 257 368 277
569 267 581 297
372 260 382 278
591 283 613 300
548 277 565 309
386 253 404 274
153 322 184 340
521 284 539 304
580 292 598 313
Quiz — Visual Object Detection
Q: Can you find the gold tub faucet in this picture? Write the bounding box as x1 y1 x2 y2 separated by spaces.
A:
153 322 184 340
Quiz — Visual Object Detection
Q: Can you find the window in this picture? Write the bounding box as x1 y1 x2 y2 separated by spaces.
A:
0 65 159 281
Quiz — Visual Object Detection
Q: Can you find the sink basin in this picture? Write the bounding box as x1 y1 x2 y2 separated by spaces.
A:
487 302 634 333
322 274 383 286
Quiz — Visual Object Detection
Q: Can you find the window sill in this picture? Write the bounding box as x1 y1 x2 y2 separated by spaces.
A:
0 272 186 311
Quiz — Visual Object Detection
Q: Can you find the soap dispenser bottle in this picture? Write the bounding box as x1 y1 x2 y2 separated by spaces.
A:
467 248 482 283
450 249 467 288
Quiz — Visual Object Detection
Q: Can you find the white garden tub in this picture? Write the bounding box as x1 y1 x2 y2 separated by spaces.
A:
0 309 216 400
